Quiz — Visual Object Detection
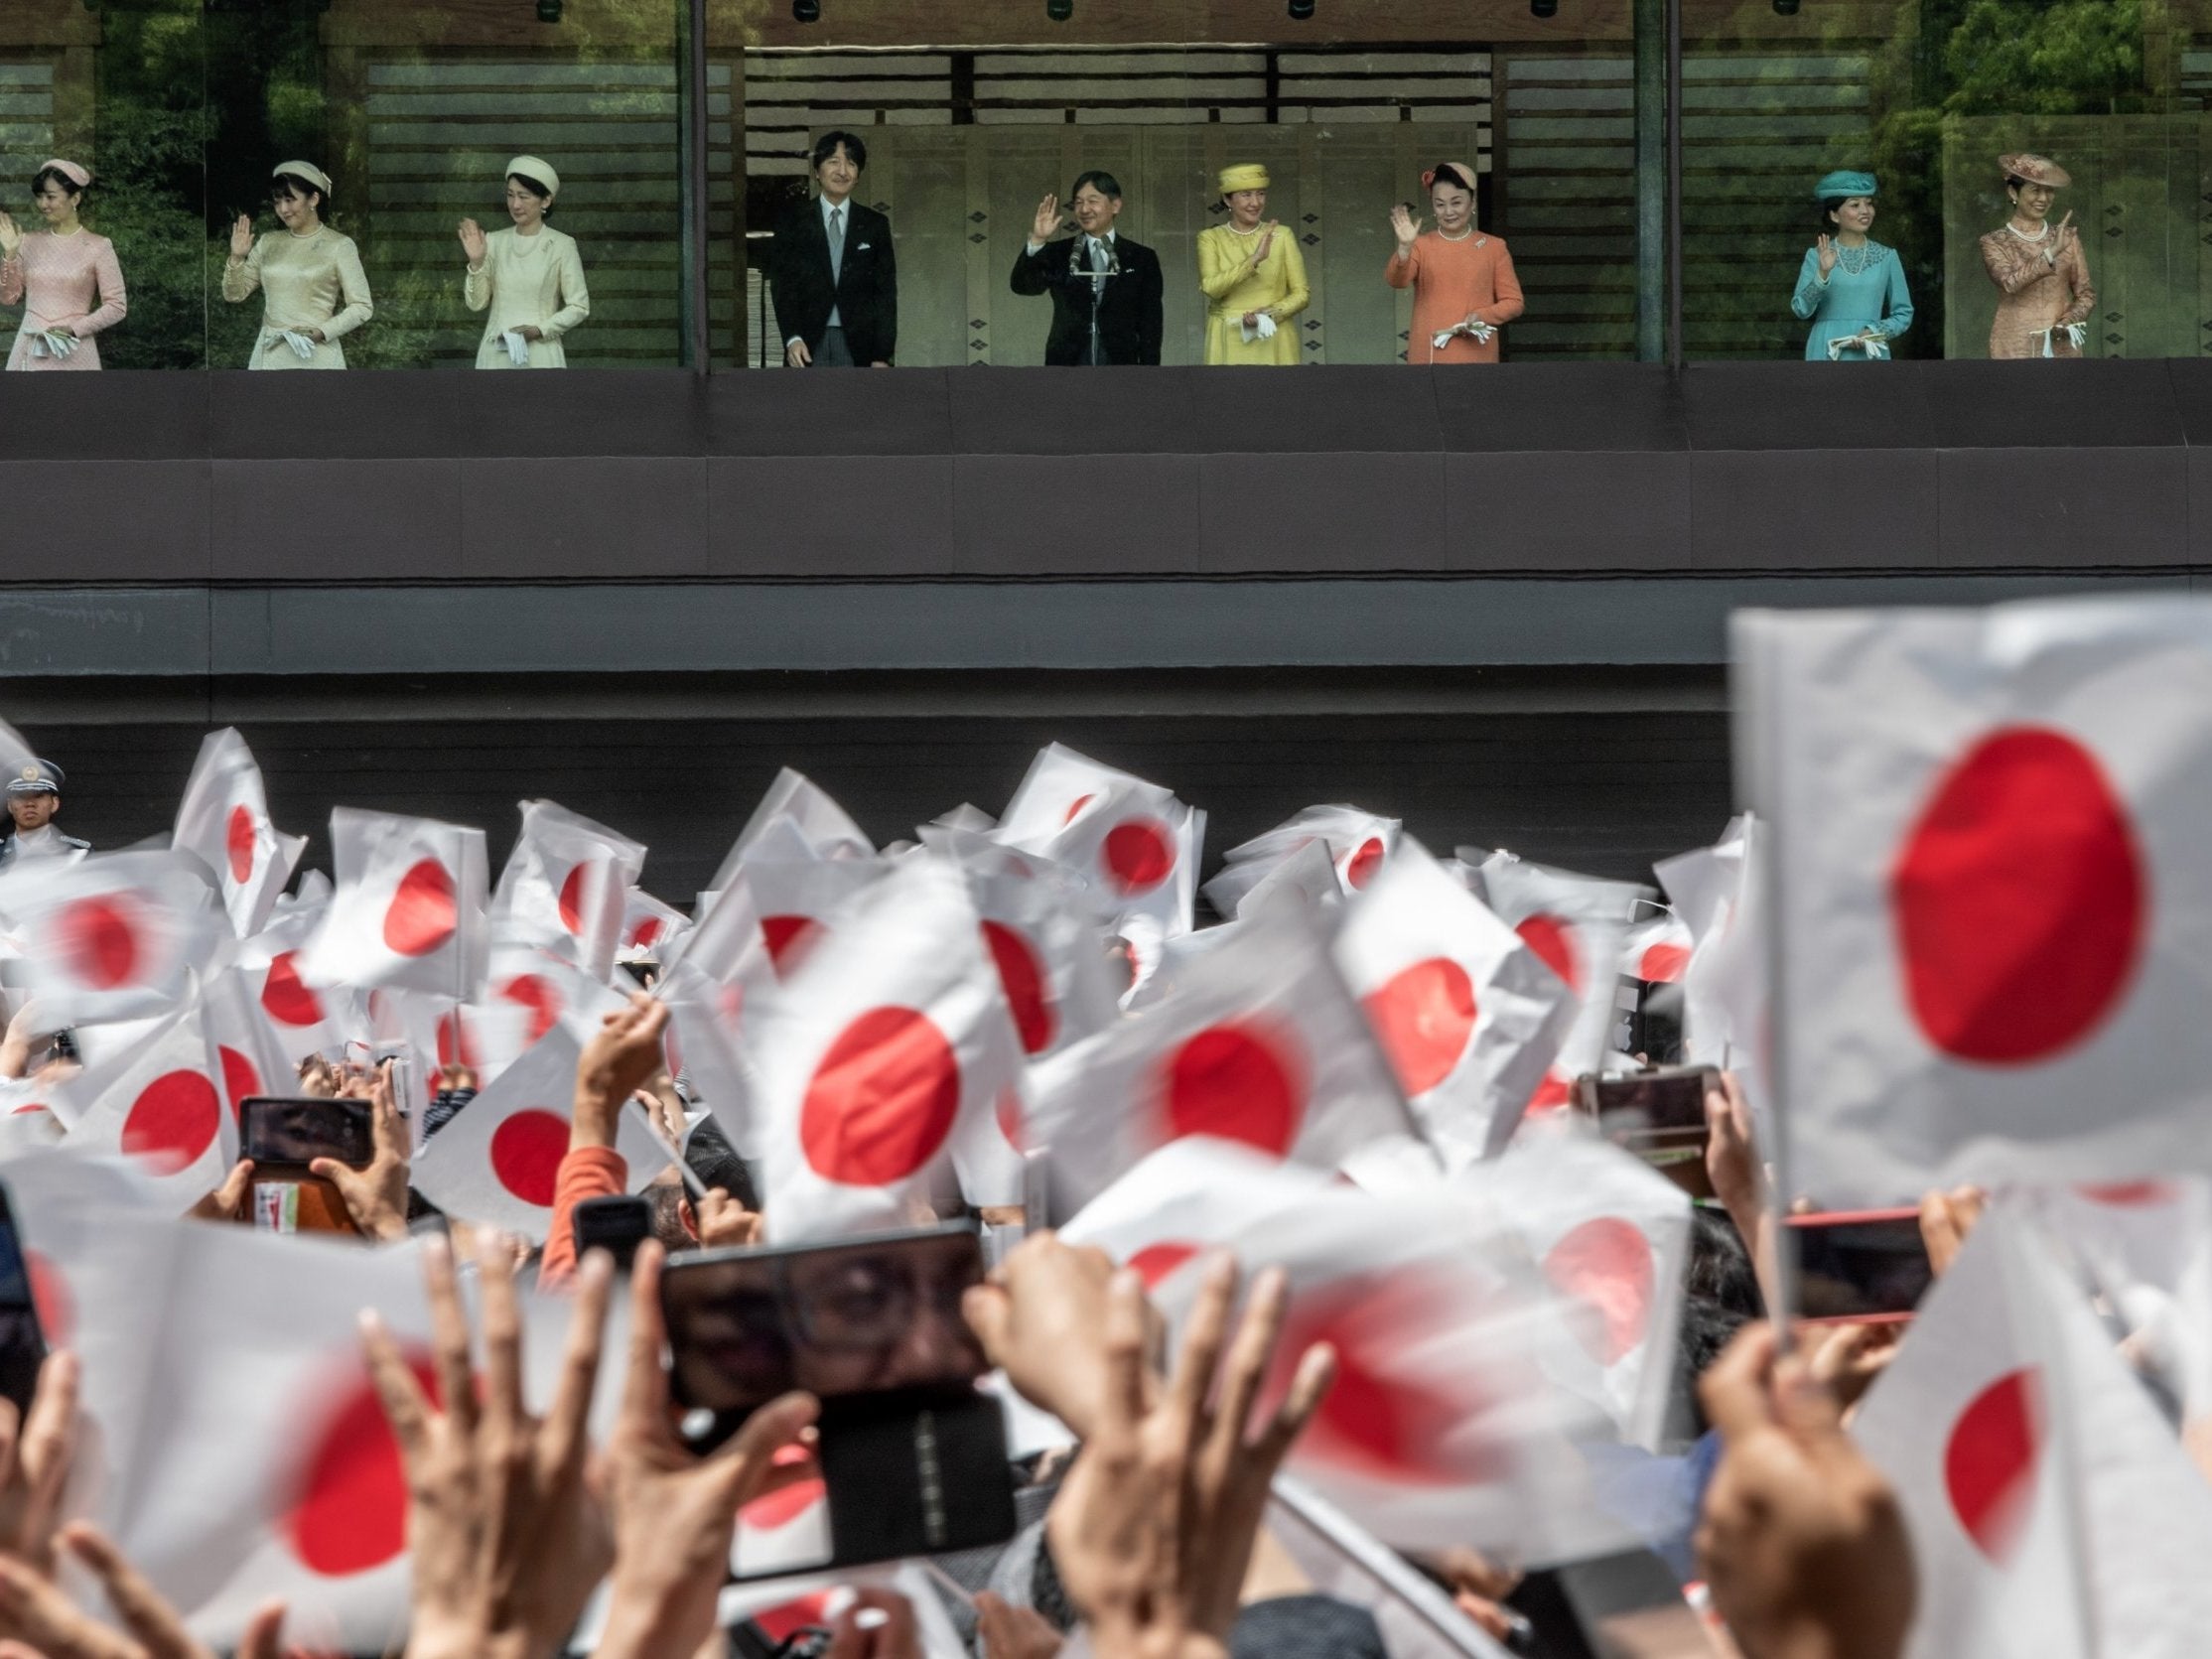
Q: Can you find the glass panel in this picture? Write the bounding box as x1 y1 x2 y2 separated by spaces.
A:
1683 0 2186 360
201 0 686 370
733 1 1627 366
4 0 208 369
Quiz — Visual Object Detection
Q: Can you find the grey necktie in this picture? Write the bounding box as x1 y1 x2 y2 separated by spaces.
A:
827 206 845 280
1087 236 1105 297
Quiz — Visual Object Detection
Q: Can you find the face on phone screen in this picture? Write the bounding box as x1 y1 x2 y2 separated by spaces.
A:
239 1097 373 1168
1592 1069 1711 1136
662 1228 987 1418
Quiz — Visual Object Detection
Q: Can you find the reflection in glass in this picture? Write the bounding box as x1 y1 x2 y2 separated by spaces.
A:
1197 164 1308 366
460 157 591 368
220 161 372 369
1 160 128 370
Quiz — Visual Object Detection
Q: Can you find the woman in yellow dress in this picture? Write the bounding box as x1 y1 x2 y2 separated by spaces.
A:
1197 163 1309 366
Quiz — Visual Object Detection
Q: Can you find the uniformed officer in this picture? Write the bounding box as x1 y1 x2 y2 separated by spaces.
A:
0 760 89 872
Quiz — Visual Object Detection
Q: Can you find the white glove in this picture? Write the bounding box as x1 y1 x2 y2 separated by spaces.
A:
280 330 318 360
501 329 532 366
33 329 76 360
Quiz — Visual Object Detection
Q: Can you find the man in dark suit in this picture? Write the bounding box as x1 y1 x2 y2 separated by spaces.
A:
1010 171 1164 366
767 130 898 367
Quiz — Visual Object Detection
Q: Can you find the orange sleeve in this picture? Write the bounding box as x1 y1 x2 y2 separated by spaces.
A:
1385 246 1418 289
1481 243 1525 327
536 1144 628 1293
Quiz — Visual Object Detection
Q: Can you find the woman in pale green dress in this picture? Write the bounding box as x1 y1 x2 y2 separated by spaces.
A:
459 155 590 369
221 161 372 370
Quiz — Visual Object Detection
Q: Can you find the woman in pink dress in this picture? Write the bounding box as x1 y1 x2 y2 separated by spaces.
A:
0 160 126 371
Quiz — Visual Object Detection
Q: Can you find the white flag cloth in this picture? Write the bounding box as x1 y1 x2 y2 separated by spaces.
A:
655 961 761 1156
473 938 627 1078
1202 804 1402 918
62 998 235 1208
237 896 356 1066
662 877 775 1019
489 800 645 985
1474 853 1646 1110
408 1022 669 1243
1026 905 1417 1216
1853 1203 2212 1659
302 810 488 1002
1333 846 1577 1160
201 965 297 1122
0 849 213 1028
995 744 1204 942
1059 1137 1340 1292
958 861 1119 1062
750 858 1025 1242
1737 597 2212 1203
172 729 307 940
742 855 894 980
619 888 690 963
707 767 874 894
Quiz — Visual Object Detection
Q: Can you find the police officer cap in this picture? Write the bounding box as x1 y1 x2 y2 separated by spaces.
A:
6 760 64 796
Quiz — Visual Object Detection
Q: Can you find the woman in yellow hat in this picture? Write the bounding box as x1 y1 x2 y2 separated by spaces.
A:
221 161 372 369
459 156 591 369
1197 164 1308 366
1980 152 2094 359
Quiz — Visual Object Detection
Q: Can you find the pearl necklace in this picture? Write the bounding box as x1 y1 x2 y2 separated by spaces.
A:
2005 220 2049 242
1438 223 1474 241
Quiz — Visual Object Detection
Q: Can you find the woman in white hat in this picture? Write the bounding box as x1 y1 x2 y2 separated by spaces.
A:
1197 163 1307 366
458 158 590 369
1980 152 2095 359
0 160 126 371
220 161 372 369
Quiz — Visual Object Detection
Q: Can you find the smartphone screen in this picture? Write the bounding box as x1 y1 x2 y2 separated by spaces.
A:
572 1195 653 1273
239 1097 374 1169
1589 1067 1714 1136
0 1185 48 1419
1789 1208 1933 1323
662 1223 988 1428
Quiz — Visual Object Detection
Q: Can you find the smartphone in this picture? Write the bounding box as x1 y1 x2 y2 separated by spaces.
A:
1788 1208 1934 1324
238 1096 373 1235
0 1184 46 1420
572 1194 653 1273
661 1222 1016 1573
1576 1066 1716 1139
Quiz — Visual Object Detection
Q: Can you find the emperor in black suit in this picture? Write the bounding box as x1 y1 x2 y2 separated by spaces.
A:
767 131 898 367
1009 171 1164 366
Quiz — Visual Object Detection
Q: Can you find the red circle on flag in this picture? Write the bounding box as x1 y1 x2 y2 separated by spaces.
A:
218 1045 262 1120
1542 1217 1653 1365
436 1009 480 1071
557 864 593 935
996 1087 1026 1152
799 1007 962 1187
1638 941 1690 984
629 915 664 949
499 974 563 1043
1128 1241 1198 1289
285 1351 438 1577
58 897 138 991
2077 1180 2175 1207
121 1070 220 1175
1945 1366 2041 1564
1890 726 2144 1065
982 920 1054 1056
488 1109 570 1206
1102 819 1175 896
1527 1069 1574 1113
1345 837 1386 890
261 951 324 1028
1159 1023 1307 1157
25 1251 71 1348
742 1474 826 1532
382 860 458 958
762 915 822 977
225 805 258 885
756 1592 838 1644
1516 913 1581 993
1361 957 1477 1098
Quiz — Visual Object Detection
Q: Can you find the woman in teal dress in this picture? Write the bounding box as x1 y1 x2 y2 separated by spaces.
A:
1790 169 1912 361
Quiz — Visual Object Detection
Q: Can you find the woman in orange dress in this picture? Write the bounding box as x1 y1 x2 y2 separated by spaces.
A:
1384 161 1523 364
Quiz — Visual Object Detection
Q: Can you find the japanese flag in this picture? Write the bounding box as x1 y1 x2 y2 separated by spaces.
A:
957 860 1119 1062
995 744 1205 942
0 849 213 1028
62 997 235 1208
476 938 627 1076
707 767 875 894
1621 913 1692 986
1475 853 1645 1109
201 964 296 1124
172 729 306 941
743 853 894 981
1204 804 1402 918
238 897 357 1067
1853 1203 2212 1659
490 800 645 986
750 857 1025 1242
409 1021 669 1243
620 888 690 964
1654 813 1772 1116
301 809 488 1002
1469 1132 1688 1450
1225 839 1344 923
1736 597 2212 1202
655 961 761 1156
1025 904 1417 1216
1059 1137 1340 1294
1333 846 1577 1160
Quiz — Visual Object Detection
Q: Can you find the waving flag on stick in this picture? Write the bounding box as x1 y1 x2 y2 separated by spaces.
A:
173 729 306 940
301 810 488 1002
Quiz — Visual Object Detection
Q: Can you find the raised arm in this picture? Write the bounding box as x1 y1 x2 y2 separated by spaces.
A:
1197 229 1253 303
544 235 591 339
460 218 492 313
322 237 373 341
1980 230 2050 297
220 218 261 304
1790 246 1825 321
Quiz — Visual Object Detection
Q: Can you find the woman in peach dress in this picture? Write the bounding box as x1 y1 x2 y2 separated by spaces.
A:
0 159 126 371
1979 151 2094 359
1384 160 1523 364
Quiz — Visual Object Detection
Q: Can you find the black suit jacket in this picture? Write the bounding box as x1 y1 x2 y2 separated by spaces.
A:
767 196 899 364
1009 233 1165 366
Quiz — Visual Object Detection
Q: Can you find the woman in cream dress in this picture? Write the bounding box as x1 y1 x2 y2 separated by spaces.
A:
1197 163 1308 366
459 156 589 369
0 159 126 370
220 161 372 369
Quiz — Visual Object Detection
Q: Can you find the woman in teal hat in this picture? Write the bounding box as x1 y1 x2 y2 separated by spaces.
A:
1789 170 1912 360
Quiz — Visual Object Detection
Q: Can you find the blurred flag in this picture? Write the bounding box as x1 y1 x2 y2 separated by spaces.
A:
1204 804 1402 918
995 744 1205 944
489 800 645 985
955 859 1119 1062
0 849 212 1028
238 895 357 1067
302 810 488 1002
619 889 690 965
1475 853 1646 1112
63 998 235 1208
707 767 874 895
173 729 307 940
202 965 296 1125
